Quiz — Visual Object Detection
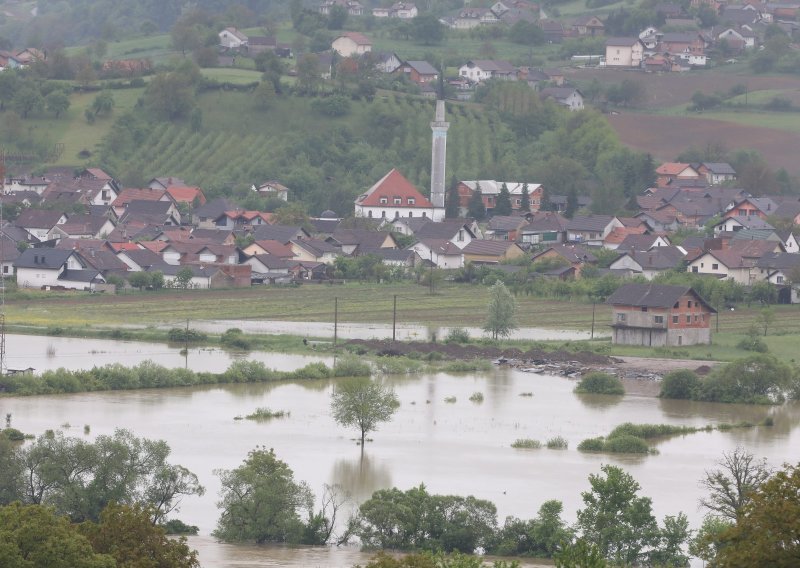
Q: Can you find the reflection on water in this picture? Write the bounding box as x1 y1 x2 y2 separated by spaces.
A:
331 451 393 504
3 365 799 567
574 392 624 411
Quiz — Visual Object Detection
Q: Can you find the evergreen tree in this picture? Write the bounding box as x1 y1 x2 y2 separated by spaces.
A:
495 183 512 216
445 175 461 218
565 188 578 219
520 183 531 213
468 183 486 221
540 185 551 212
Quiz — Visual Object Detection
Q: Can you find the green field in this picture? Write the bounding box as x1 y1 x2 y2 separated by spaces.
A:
7 283 800 363
201 67 263 84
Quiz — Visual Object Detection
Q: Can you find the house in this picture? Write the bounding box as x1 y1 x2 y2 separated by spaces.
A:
451 8 500 29
290 239 340 264
246 36 278 54
410 239 464 269
242 253 291 281
531 244 597 278
252 224 311 245
606 283 715 346
540 87 584 111
111 188 172 218
117 248 169 272
549 194 592 213
241 240 296 259
697 162 737 185
160 264 250 289
723 197 779 221
14 248 106 291
392 218 479 249
756 252 800 303
193 197 235 229
165 185 206 206
457 180 544 214
372 248 423 268
373 52 403 74
463 240 524 264
713 215 774 234
148 177 186 191
604 38 644 67
329 228 398 256
655 163 701 187
539 19 566 43
0 237 20 277
716 28 757 49
332 32 372 57
319 0 364 16
41 178 119 207
48 214 115 240
374 2 418 18
396 60 439 84
616 234 672 251
609 247 686 280
484 216 529 241
458 60 518 83
121 200 181 226
213 210 273 229
572 15 605 36
355 169 444 221
219 28 248 49
15 209 68 241
687 241 784 284
519 211 567 245
566 215 623 245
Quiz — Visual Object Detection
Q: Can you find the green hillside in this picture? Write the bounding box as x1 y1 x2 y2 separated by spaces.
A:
98 90 520 215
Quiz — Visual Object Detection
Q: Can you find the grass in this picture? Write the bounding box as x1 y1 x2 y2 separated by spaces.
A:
63 34 179 63
201 68 263 84
546 436 568 450
511 438 541 449
242 407 289 421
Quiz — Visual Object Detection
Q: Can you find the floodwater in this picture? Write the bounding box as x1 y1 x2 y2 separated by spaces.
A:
2 356 798 567
159 319 609 342
4 334 332 374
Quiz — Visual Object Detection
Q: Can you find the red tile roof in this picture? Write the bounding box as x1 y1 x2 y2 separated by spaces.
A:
252 240 295 258
338 32 372 45
356 169 433 208
165 186 206 205
110 242 142 252
113 188 167 207
139 241 168 253
656 162 693 176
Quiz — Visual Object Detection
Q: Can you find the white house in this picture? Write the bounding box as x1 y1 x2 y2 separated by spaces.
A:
253 180 289 201
410 239 464 269
355 169 444 221
540 87 584 111
458 60 517 83
219 28 248 49
15 209 68 241
332 32 372 57
14 248 105 291
605 37 644 67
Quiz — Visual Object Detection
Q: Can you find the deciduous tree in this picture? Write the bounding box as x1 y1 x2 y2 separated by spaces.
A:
699 447 772 521
45 90 71 118
483 280 517 340
213 447 314 544
331 377 399 446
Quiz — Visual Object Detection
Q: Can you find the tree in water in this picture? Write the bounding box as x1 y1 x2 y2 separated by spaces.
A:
214 447 314 544
467 183 486 221
331 377 399 446
483 280 517 340
494 183 512 216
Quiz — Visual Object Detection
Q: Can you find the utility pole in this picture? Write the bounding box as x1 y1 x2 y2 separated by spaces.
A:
591 300 596 340
184 319 189 369
0 150 6 376
392 294 397 342
334 297 338 347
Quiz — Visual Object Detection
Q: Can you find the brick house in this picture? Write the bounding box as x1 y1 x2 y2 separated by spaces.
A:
606 283 715 346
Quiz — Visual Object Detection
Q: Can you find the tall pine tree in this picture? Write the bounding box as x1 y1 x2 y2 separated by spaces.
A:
468 183 486 221
446 175 461 218
494 183 512 216
520 183 531 213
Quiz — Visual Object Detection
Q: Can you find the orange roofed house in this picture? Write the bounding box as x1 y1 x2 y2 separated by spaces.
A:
354 169 445 221
606 283 715 347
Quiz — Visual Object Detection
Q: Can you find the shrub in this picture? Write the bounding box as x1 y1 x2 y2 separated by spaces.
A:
445 328 470 343
425 351 444 362
290 362 332 380
696 354 793 404
167 327 207 343
1 428 27 441
602 434 650 454
444 396 457 403
333 357 372 377
659 370 701 400
511 438 541 449
161 519 199 535
469 392 484 403
608 423 695 439
221 328 252 351
519 392 533 397
375 356 423 375
574 372 624 395
443 360 492 373
577 437 605 452
546 436 568 449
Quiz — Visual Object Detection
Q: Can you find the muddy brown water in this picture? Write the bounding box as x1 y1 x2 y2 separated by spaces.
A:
2 335 798 567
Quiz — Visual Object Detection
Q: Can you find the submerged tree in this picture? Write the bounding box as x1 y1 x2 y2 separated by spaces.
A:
483 280 517 340
331 377 399 446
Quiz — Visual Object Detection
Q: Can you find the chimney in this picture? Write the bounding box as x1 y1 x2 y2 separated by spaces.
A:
429 99 449 215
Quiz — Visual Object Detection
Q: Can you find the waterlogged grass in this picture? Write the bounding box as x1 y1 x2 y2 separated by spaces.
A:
511 438 541 449
0 358 370 397
468 392 484 403
574 372 625 395
546 436 568 450
444 396 457 404
578 421 757 455
242 407 289 421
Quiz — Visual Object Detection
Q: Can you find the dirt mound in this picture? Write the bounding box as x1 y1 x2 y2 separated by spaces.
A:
343 339 613 365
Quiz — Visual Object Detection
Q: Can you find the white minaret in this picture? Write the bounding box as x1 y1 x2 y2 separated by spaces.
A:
430 99 449 216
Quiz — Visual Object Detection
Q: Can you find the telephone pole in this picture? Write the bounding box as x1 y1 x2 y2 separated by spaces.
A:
334 297 338 347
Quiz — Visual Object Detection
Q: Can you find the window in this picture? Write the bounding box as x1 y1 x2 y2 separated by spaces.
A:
381 211 386 218
687 301 692 308
408 198 415 205
712 263 719 270
672 315 679 324
654 316 664 324
516 199 521 205
408 212 413 217
673 302 679 308
368 211 373 218
458 230 464 242
393 197 402 205
641 306 648 312
422 212 427 218
777 275 784 284
617 313 626 322
394 211 399 219
380 197 388 204
692 266 699 273
686 315 691 323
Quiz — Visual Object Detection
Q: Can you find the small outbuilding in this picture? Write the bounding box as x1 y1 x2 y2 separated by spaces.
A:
606 283 715 347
